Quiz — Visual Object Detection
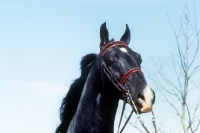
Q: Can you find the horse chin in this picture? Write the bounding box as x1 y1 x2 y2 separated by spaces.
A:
133 106 152 114
140 103 152 113
132 98 153 114
134 100 153 114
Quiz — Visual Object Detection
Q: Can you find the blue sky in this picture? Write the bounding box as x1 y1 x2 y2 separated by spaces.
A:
0 0 200 133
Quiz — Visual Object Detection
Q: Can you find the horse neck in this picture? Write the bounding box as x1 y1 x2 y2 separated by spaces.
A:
68 59 119 133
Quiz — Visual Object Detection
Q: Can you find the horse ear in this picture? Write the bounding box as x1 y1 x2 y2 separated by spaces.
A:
100 22 109 49
120 24 131 45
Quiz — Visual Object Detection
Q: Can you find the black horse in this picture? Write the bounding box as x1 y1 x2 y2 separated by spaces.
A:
55 23 155 133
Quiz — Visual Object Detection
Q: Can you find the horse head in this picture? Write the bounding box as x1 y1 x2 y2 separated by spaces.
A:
100 22 155 114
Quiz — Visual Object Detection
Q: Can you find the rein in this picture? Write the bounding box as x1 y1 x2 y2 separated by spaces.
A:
101 41 157 133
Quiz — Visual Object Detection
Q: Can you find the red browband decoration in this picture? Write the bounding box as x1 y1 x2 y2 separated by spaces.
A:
101 41 143 85
120 68 142 85
101 41 127 56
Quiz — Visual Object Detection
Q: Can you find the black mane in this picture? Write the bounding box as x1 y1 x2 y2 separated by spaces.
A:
55 53 97 133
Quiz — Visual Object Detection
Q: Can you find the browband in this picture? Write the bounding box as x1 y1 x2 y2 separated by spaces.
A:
101 41 127 56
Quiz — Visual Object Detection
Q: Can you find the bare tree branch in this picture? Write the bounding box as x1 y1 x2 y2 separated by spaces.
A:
193 121 200 132
123 115 145 133
148 1 200 133
186 103 194 133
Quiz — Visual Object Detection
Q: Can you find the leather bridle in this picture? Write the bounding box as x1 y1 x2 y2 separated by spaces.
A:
101 41 157 133
101 41 143 97
101 41 142 84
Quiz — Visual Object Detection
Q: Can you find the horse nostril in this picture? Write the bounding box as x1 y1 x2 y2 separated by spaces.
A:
137 92 145 106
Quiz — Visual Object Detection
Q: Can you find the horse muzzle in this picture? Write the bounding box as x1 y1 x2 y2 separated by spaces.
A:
136 85 155 113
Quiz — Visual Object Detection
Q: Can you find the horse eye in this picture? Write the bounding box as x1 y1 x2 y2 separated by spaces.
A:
108 58 115 65
139 59 142 64
137 54 142 64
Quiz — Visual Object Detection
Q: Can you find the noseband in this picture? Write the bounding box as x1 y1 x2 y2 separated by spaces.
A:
100 41 157 133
